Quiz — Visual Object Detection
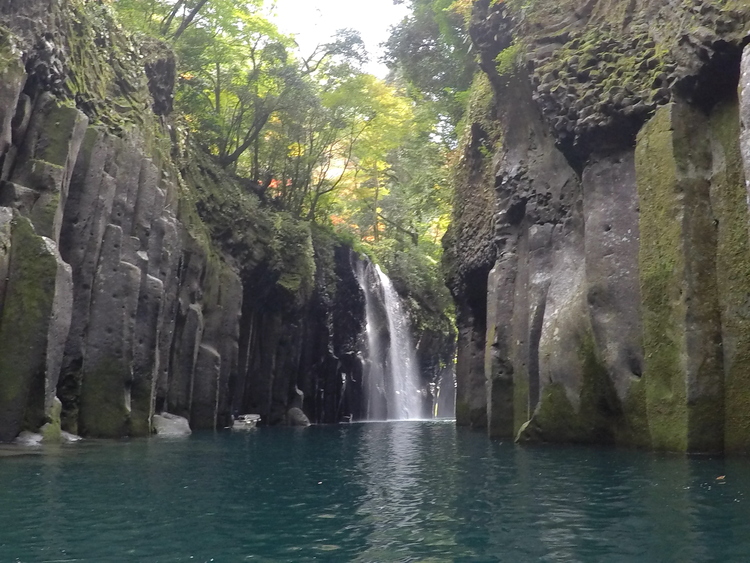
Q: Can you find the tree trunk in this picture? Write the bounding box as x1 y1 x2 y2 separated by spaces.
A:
171 0 210 40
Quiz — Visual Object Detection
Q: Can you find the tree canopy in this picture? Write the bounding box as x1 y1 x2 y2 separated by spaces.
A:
110 0 465 295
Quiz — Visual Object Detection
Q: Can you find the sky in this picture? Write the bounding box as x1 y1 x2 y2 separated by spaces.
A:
268 0 411 77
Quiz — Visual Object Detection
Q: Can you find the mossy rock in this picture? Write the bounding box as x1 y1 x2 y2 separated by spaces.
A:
0 217 60 441
41 397 63 442
270 212 315 303
518 332 623 445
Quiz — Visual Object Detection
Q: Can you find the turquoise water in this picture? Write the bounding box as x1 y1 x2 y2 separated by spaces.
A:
1 420 750 562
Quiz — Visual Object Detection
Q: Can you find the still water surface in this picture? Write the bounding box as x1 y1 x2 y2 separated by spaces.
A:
1 420 749 562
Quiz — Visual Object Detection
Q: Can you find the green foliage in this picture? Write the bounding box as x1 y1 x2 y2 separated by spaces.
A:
494 41 523 76
384 0 477 136
270 70 413 222
112 0 366 174
108 0 456 335
270 212 315 302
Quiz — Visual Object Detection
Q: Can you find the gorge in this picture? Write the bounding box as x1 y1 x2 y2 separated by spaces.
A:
5 0 750 560
0 0 454 444
2 0 750 454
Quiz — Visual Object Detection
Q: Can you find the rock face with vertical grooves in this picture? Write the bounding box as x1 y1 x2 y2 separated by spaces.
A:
0 216 71 441
0 0 411 441
446 0 750 452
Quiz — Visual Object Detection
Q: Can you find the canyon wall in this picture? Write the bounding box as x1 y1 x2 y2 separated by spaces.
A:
446 0 750 452
0 0 439 441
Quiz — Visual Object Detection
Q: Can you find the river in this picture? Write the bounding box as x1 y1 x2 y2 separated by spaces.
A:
1 420 749 562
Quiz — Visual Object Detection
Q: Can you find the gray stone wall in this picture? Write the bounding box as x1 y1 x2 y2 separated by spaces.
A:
447 0 750 452
0 0 371 441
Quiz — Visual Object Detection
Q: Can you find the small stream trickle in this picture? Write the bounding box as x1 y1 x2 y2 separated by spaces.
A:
355 261 424 420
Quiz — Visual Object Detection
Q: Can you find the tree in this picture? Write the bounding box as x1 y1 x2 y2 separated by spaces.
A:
384 0 477 135
111 0 453 258
110 0 456 333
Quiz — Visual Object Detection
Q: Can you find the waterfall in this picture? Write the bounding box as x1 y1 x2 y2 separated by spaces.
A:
355 261 424 420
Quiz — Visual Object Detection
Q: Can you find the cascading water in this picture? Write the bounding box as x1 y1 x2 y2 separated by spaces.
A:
355 261 424 420
375 266 424 420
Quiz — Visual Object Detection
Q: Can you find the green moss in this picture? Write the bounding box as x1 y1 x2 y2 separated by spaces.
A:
495 42 523 77
636 102 727 453
128 380 152 437
577 332 622 442
464 72 502 150
0 25 22 70
35 105 87 166
79 357 130 438
0 218 58 440
517 383 578 442
710 100 750 453
618 378 651 448
635 105 689 452
448 70 501 290
41 397 63 442
29 191 61 240
533 25 669 112
518 331 622 444
180 148 276 279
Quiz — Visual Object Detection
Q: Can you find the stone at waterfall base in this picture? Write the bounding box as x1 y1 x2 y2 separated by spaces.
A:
287 408 311 427
13 431 43 446
153 413 192 436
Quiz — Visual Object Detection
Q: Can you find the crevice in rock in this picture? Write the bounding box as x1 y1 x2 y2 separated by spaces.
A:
674 40 742 113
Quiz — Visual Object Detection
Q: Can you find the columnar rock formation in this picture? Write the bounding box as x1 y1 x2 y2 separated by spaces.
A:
0 0 370 440
446 0 750 452
0 0 454 441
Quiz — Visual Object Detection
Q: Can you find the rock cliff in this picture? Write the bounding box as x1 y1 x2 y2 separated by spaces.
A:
447 0 750 452
0 0 383 440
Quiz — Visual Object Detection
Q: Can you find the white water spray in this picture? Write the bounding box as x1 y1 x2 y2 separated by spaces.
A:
355 261 424 420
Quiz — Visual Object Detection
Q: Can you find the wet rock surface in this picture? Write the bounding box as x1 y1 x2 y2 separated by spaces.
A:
0 0 433 442
447 0 750 452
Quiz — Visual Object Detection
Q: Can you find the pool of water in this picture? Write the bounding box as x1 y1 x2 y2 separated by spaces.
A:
1 420 749 562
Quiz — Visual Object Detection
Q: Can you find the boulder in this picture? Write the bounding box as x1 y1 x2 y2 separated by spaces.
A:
152 413 191 437
287 407 311 427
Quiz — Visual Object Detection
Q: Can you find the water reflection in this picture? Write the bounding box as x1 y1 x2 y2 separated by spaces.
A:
351 429 750 562
353 421 460 561
1 424 750 562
